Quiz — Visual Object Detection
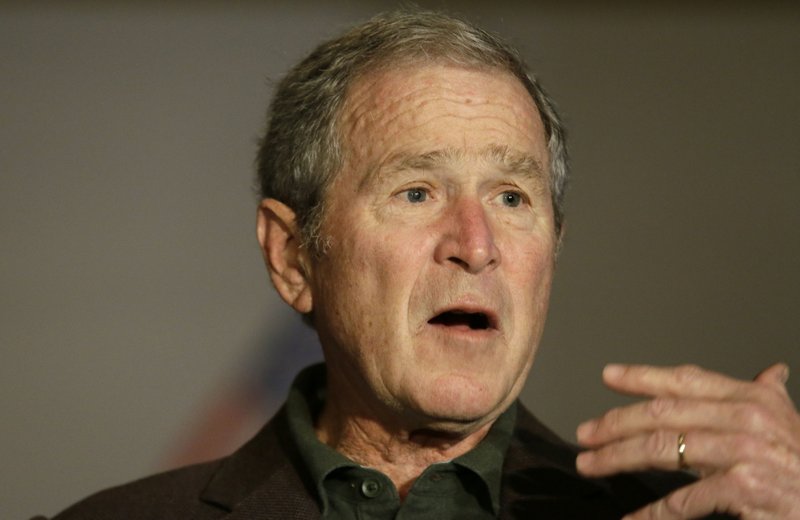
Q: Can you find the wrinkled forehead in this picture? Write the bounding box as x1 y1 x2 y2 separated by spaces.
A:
340 61 542 129
336 63 548 175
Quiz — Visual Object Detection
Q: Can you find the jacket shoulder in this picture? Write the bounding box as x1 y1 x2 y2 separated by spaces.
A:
48 461 225 520
42 406 316 520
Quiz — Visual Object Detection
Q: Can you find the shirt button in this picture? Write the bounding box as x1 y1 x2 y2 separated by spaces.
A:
360 479 381 498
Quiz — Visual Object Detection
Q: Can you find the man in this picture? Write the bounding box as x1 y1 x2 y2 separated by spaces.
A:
46 10 799 519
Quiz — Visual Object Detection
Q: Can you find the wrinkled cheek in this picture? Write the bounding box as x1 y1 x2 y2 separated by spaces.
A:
510 245 555 293
513 249 555 337
330 237 401 321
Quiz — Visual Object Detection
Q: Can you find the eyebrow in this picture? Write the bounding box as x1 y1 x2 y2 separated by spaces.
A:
485 144 546 180
363 144 546 189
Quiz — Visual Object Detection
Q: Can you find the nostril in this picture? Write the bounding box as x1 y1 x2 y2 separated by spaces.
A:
447 256 470 269
441 239 499 274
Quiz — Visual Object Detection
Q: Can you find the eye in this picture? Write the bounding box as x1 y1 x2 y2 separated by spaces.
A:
500 191 523 208
403 187 428 203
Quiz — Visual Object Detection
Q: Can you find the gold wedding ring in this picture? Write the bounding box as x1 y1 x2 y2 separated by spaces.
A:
677 432 688 470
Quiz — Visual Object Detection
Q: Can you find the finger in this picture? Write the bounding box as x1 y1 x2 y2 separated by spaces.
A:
622 474 744 520
622 467 785 520
602 364 750 401
576 430 783 477
577 397 781 447
754 362 790 390
752 363 797 414
577 430 686 476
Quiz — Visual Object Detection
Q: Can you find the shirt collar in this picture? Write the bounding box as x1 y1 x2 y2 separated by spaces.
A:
284 362 515 516
285 364 356 514
453 401 516 515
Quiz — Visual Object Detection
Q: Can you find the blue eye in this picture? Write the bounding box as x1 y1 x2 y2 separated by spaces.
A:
405 188 427 203
501 191 522 207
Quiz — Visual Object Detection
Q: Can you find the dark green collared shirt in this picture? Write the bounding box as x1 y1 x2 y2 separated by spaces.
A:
285 364 516 519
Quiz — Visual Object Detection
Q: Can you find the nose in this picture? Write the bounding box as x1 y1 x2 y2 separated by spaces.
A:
433 197 501 273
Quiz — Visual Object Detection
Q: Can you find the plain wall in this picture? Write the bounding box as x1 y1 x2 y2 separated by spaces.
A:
2 2 798 518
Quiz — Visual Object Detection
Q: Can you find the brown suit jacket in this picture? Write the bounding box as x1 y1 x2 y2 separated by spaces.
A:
44 405 733 519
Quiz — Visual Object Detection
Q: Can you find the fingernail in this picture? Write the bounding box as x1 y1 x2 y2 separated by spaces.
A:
781 364 790 384
603 364 624 380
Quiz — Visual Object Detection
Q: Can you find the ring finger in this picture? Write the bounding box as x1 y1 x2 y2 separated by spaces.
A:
576 430 771 477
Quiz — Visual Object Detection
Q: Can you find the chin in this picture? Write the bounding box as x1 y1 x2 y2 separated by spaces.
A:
411 376 509 428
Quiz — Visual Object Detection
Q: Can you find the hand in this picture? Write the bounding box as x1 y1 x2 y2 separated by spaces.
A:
575 363 800 519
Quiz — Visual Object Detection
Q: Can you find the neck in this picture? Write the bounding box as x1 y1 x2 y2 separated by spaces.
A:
315 396 494 498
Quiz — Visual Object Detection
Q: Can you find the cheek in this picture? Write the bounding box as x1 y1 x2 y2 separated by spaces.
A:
329 224 417 309
505 236 555 307
508 227 555 272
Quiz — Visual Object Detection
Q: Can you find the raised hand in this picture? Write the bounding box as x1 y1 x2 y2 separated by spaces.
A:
576 364 800 519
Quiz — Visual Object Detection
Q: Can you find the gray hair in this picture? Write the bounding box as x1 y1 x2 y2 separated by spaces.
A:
256 10 568 253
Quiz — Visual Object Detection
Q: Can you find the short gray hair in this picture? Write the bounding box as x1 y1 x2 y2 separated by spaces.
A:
256 10 568 253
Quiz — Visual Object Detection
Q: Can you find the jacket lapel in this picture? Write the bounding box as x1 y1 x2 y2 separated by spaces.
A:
199 406 322 519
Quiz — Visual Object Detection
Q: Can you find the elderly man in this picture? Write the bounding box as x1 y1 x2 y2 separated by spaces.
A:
47 10 799 520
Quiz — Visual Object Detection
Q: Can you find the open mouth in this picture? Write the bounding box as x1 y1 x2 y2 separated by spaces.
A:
428 310 494 331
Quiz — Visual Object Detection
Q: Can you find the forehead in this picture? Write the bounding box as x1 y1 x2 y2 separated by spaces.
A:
337 63 548 178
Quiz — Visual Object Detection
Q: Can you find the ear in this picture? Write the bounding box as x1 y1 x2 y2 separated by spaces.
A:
555 220 567 259
256 198 313 314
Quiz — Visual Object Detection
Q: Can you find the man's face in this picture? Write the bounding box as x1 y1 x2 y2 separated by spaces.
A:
309 64 557 431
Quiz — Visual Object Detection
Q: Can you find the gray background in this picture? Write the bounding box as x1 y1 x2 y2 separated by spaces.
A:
2 2 798 518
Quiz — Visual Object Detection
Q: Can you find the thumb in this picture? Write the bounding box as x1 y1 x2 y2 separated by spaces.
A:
754 363 790 388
